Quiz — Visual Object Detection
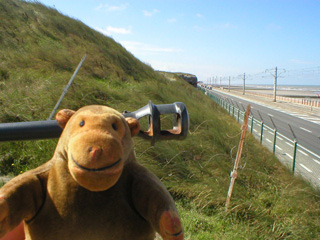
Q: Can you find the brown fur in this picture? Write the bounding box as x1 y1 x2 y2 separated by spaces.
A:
0 105 183 240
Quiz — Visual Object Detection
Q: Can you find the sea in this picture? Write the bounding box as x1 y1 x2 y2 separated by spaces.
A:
230 84 320 98
246 84 320 92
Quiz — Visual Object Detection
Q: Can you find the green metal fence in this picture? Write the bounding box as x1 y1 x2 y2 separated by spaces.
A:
199 87 320 187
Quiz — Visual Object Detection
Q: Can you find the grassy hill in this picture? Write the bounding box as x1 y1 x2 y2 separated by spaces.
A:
1 0 320 239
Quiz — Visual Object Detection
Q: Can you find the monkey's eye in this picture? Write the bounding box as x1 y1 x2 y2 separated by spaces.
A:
112 123 118 131
79 120 85 127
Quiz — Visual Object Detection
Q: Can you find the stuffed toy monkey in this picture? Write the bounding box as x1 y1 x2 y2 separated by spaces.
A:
0 105 183 240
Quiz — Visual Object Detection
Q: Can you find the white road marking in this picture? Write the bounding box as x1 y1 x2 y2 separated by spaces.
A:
276 145 283 151
298 150 308 156
253 129 257 133
285 153 293 159
310 152 320 159
285 142 293 147
313 159 320 165
299 164 312 173
298 145 320 159
267 114 274 117
299 127 312 133
266 138 272 143
277 137 283 141
306 118 320 121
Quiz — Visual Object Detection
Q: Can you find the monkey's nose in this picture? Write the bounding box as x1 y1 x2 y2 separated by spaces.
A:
89 147 103 162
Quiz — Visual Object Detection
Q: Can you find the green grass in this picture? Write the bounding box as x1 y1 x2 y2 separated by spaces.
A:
1 0 320 239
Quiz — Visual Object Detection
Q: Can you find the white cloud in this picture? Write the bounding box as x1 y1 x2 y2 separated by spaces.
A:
95 3 129 12
120 41 182 54
168 18 177 23
143 9 160 17
95 26 132 36
196 13 204 18
213 23 236 30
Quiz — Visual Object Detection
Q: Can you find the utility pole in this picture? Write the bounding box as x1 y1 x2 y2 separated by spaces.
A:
243 73 246 95
228 76 231 92
265 67 285 102
273 67 277 102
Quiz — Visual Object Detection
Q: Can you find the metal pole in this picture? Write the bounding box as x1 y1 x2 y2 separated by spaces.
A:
268 115 277 154
237 109 240 122
273 67 277 102
273 130 277 154
260 122 264 143
243 73 246 95
288 124 297 140
257 110 264 143
0 120 62 141
251 117 254 133
287 124 297 172
292 140 297 172
48 54 87 120
228 76 231 92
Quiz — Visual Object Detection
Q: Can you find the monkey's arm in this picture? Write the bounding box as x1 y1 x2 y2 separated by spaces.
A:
0 167 48 238
130 163 184 240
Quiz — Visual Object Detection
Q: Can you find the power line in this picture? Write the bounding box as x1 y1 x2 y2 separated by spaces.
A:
209 66 320 86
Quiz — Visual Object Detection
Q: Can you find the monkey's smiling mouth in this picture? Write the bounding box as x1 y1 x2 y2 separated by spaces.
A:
71 155 121 172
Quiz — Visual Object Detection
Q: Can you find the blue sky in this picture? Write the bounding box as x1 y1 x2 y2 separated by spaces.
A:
38 0 320 85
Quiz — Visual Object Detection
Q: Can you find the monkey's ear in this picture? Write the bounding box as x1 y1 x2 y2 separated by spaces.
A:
56 109 75 129
125 117 140 137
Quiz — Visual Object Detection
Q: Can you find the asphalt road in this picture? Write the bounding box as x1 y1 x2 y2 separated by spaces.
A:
206 88 320 187
209 89 320 154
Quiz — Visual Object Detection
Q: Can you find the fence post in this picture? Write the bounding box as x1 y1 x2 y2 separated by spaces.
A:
226 104 251 211
260 122 264 143
273 129 277 154
287 124 298 172
237 109 240 122
251 117 254 133
268 115 277 155
292 140 297 172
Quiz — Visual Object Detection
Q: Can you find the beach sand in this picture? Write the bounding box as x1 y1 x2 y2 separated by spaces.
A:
245 89 320 98
220 86 320 98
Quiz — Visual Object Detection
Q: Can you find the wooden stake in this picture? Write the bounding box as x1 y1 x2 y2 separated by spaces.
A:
225 104 251 211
